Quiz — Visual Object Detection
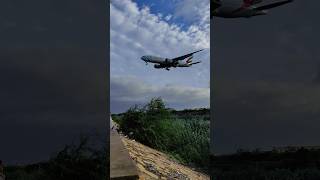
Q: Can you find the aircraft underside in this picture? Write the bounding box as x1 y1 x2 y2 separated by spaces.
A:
211 0 293 18
154 63 178 71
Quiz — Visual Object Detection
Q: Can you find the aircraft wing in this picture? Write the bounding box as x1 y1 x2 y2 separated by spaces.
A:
171 49 204 62
254 0 293 11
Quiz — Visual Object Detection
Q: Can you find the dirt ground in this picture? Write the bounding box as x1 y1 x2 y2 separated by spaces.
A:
121 136 210 180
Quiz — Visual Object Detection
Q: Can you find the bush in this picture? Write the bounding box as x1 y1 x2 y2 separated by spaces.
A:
5 135 107 180
44 135 107 180
115 97 210 169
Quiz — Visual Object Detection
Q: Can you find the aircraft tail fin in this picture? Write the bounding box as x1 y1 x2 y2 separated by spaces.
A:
186 56 193 63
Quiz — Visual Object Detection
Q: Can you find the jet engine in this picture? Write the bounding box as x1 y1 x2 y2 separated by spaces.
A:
165 58 174 64
154 64 162 69
253 10 267 16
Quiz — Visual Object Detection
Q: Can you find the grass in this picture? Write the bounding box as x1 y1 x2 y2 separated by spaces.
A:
112 97 210 171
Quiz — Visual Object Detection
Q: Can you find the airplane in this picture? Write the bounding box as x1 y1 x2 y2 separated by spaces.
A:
211 0 294 18
141 49 203 71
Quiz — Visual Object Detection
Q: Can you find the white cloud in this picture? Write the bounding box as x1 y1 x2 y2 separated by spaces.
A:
110 0 210 112
165 14 172 21
110 0 209 59
173 0 210 28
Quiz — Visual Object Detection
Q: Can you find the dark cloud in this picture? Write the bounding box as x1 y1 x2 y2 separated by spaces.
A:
212 1 320 154
312 64 320 83
213 81 320 154
0 49 107 165
110 76 209 113
0 0 108 164
0 0 106 48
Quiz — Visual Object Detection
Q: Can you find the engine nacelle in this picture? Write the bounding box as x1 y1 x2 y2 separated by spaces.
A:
253 10 267 16
154 64 162 69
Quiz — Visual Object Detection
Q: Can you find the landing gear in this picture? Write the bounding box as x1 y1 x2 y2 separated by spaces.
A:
145 62 148 65
166 67 170 71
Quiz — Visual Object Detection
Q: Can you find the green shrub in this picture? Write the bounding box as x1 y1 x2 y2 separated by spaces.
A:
5 135 107 180
115 97 210 170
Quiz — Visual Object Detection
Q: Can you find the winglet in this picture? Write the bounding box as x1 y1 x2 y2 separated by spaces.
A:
196 49 204 53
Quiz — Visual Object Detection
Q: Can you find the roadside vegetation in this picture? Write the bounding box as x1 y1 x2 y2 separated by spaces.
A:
4 135 107 180
211 147 320 180
112 97 210 171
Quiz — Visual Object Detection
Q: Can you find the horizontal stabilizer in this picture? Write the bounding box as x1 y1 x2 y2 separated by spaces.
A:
190 61 201 65
254 0 293 11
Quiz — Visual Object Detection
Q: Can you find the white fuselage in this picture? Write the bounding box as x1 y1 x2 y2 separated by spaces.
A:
213 0 267 18
212 0 293 18
141 55 193 69
141 55 170 64
212 0 297 18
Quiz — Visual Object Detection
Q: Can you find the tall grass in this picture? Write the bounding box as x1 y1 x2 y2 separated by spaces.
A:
113 97 210 169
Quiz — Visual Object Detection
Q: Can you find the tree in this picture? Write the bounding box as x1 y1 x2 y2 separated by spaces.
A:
144 97 170 121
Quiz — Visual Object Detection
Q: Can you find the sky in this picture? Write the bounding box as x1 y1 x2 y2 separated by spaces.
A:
110 0 210 113
212 1 320 154
0 0 107 165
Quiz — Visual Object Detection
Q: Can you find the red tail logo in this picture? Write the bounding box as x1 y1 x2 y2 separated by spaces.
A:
243 0 254 8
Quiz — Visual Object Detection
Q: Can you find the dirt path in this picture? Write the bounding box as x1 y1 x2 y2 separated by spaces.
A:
121 136 210 180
